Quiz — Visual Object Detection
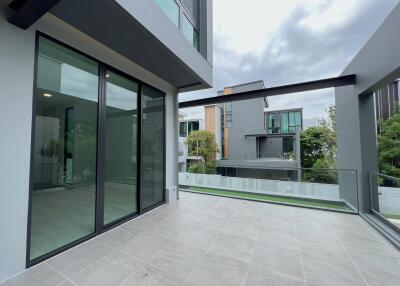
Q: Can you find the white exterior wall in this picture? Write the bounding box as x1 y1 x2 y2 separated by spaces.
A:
0 6 178 282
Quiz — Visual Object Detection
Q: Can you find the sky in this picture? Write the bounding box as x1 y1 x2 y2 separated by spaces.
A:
179 0 399 126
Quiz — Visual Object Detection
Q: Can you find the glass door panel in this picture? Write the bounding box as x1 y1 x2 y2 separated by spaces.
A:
104 71 139 225
141 86 165 210
30 36 98 260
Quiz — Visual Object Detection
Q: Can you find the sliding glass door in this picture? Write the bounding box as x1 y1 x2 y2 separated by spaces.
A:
30 36 98 260
141 86 165 210
104 71 139 225
29 34 166 264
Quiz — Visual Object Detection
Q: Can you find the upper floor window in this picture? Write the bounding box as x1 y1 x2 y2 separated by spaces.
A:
180 121 187 137
188 121 199 134
267 111 302 134
180 120 199 137
181 0 199 24
183 16 200 51
154 0 179 27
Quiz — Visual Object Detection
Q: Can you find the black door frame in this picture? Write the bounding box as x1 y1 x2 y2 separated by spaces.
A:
26 31 167 267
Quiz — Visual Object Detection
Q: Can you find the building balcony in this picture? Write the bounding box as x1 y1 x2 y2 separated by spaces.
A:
2 191 399 286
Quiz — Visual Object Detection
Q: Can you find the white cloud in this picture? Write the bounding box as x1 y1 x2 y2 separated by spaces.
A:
180 0 399 121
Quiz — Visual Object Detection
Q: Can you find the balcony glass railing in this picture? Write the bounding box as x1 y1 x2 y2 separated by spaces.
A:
223 152 297 160
179 163 359 213
370 172 400 229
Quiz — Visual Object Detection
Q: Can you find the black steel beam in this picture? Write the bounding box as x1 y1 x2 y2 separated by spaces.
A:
9 0 28 10
8 0 61 29
179 74 356 108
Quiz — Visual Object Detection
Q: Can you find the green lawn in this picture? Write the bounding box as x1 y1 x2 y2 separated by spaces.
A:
180 186 352 211
383 213 400 220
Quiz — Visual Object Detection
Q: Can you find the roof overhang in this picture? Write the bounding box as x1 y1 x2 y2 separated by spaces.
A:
8 0 213 91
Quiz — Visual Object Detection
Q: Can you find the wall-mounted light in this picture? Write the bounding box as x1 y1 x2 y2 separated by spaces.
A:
106 74 110 78
43 93 53 98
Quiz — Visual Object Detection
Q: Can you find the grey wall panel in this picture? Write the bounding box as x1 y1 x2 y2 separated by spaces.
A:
229 98 265 159
0 5 35 282
335 3 400 212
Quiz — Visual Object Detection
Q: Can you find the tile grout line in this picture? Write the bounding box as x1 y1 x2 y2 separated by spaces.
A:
182 204 238 285
241 206 264 286
46 262 79 286
328 219 371 286
292 207 309 286
183 209 227 284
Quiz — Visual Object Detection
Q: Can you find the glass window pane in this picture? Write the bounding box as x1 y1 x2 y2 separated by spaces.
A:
154 0 179 27
30 36 98 260
141 86 165 210
281 112 289 133
182 0 199 23
295 112 302 129
183 16 200 50
180 122 187 137
188 121 199 134
104 71 139 225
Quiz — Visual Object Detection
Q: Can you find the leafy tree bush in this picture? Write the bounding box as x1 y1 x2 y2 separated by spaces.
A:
300 105 337 183
300 126 336 169
378 111 400 179
185 130 219 174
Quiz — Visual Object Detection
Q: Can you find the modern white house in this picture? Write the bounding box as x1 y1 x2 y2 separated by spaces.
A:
178 114 205 172
0 0 213 282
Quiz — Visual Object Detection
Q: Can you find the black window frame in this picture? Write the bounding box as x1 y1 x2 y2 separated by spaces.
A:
26 31 167 267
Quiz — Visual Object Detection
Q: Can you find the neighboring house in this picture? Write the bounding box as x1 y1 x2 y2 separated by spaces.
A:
178 116 205 171
0 0 213 282
213 81 302 181
204 104 223 160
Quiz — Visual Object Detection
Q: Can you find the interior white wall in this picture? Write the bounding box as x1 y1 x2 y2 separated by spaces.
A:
0 7 178 282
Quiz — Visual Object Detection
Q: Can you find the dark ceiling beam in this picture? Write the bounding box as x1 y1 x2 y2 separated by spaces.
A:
8 0 61 30
9 0 28 10
179 74 356 108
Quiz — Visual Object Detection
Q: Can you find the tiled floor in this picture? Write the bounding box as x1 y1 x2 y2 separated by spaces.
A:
2 192 400 286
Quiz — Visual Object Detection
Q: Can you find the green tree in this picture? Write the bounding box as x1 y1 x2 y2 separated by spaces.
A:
185 130 219 174
378 111 400 178
319 105 336 131
300 126 336 169
300 105 337 183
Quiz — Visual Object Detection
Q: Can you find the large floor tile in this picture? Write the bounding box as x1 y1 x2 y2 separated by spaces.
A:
302 251 366 286
120 264 184 286
117 233 171 263
186 252 249 286
46 240 113 277
1 264 65 286
245 270 306 286
149 240 205 279
174 225 220 249
223 219 261 241
69 251 143 286
207 234 256 264
251 245 304 280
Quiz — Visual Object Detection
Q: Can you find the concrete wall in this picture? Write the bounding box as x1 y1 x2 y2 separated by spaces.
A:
229 97 265 158
335 2 400 212
0 5 179 282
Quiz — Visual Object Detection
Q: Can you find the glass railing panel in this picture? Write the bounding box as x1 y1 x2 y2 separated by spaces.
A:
370 172 400 229
179 163 358 213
